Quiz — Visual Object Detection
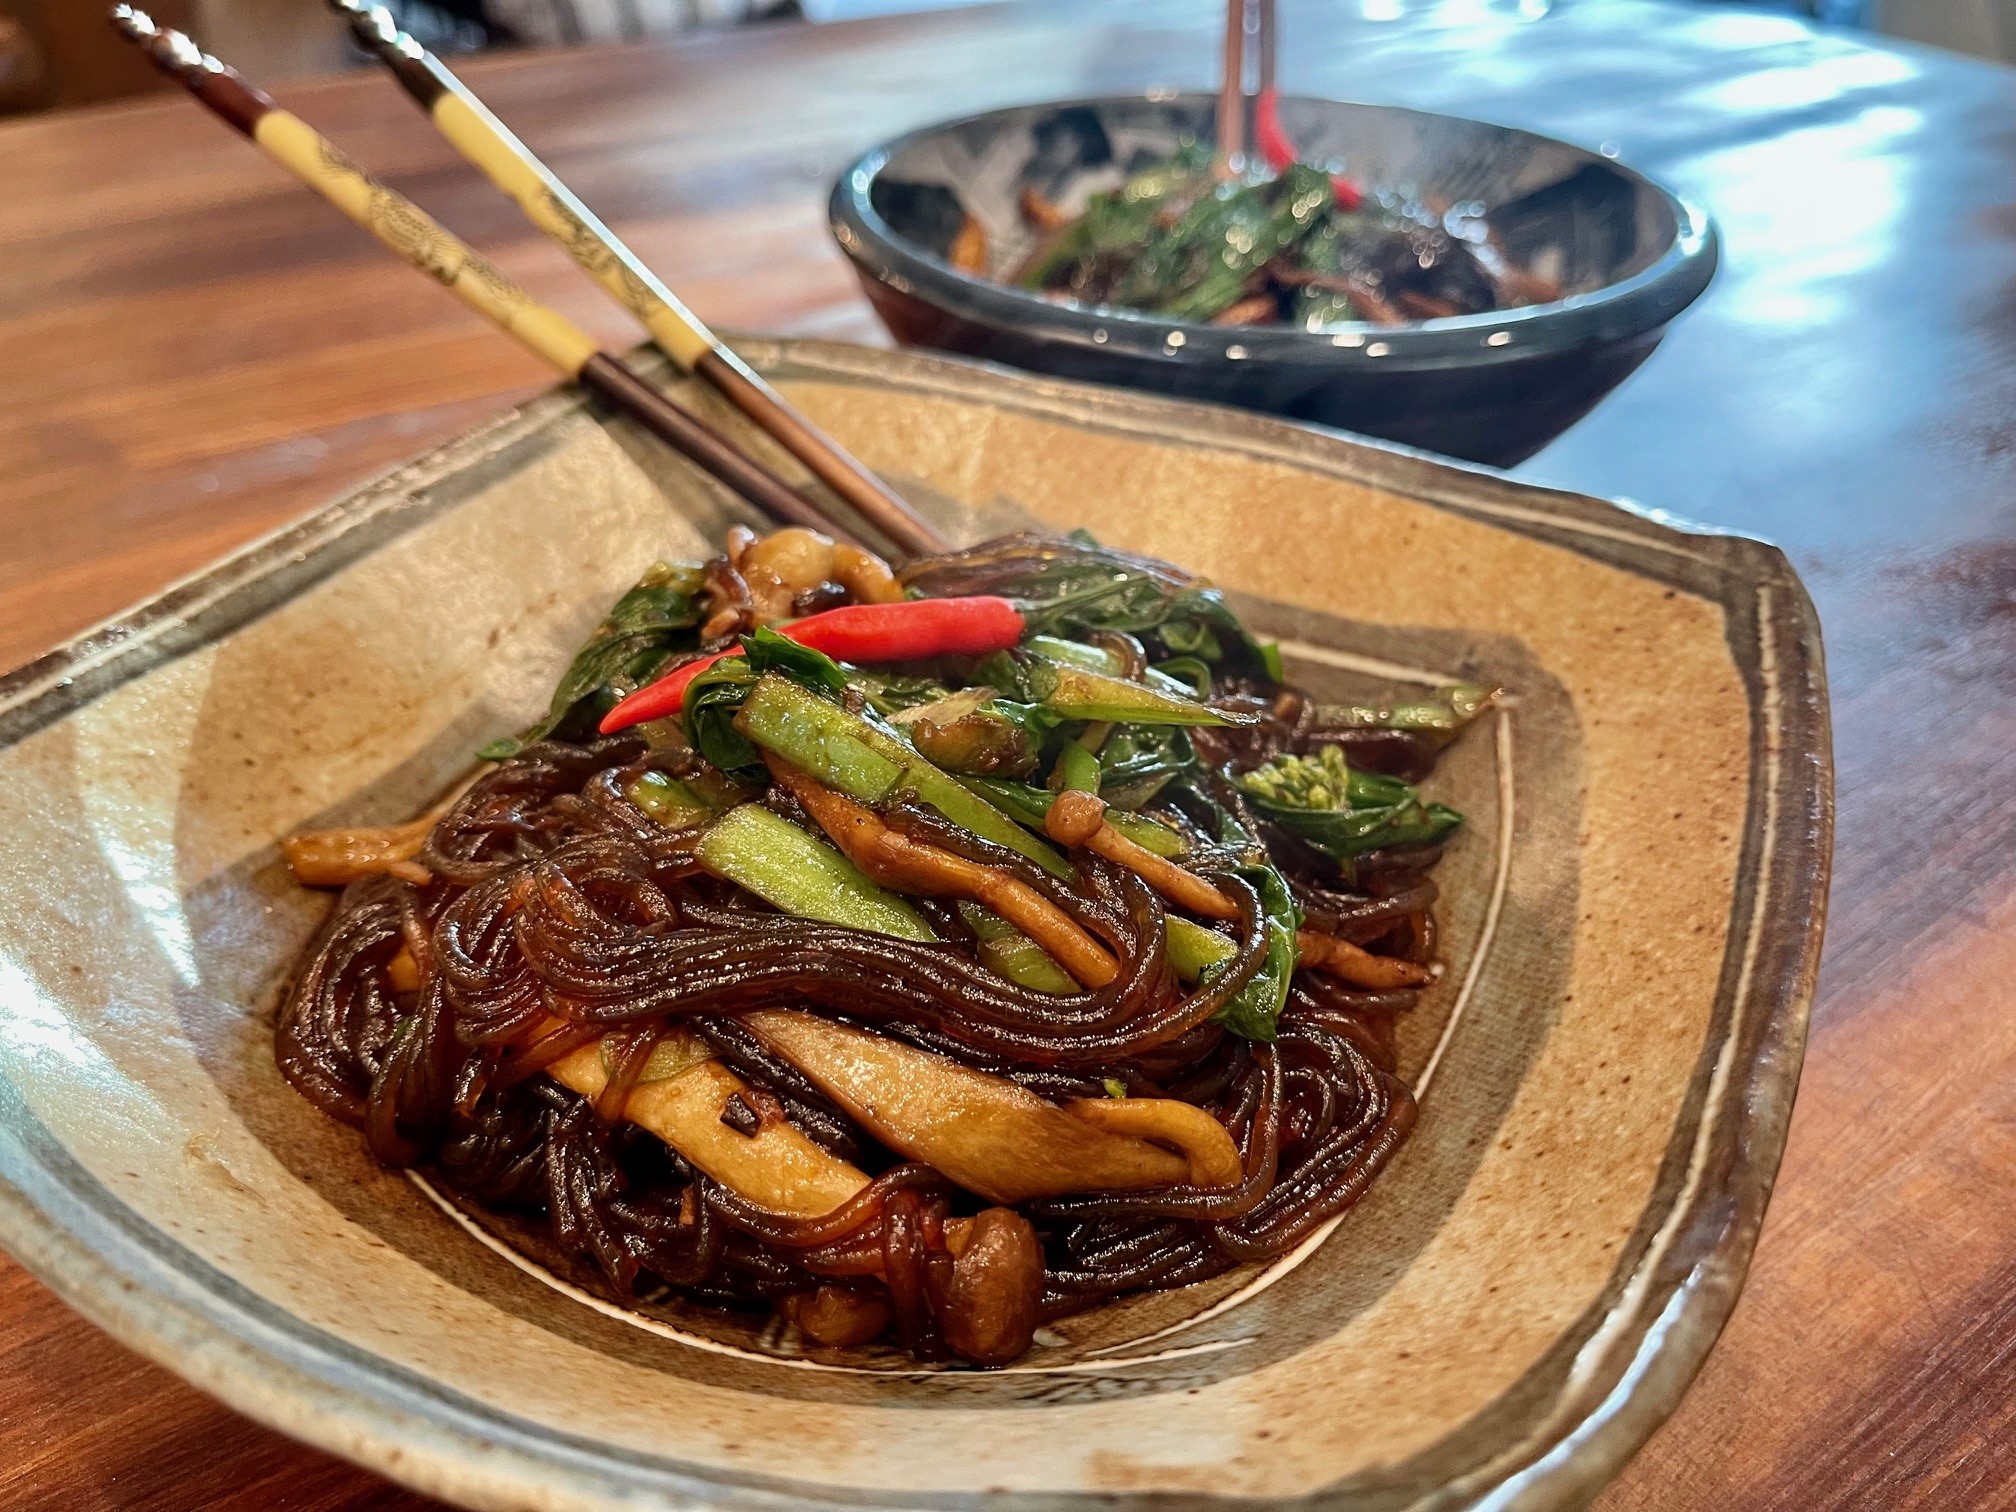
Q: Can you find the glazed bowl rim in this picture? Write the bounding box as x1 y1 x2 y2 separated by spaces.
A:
828 90 1719 372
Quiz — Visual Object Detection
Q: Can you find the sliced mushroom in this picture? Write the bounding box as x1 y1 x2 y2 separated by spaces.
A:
548 1041 868 1219
769 755 1118 987
831 542 904 605
740 527 837 624
1044 789 1238 921
282 815 434 887
1064 1097 1243 1187
780 1285 895 1348
742 1009 1238 1203
1295 930 1433 989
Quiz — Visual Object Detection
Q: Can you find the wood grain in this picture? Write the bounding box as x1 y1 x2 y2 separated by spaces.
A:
1 1 2013 1507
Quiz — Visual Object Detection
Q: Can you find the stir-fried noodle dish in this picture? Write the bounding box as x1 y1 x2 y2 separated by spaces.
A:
279 527 1495 1367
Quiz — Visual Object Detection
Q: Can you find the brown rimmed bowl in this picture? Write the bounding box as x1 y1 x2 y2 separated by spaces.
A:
0 339 1825 1511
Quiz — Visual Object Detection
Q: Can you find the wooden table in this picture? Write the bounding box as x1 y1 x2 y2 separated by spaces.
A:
2 1 2012 1506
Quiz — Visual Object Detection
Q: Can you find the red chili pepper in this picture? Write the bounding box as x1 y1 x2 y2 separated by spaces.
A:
788 595 1027 662
599 595 1028 733
601 649 735 732
1255 86 1363 212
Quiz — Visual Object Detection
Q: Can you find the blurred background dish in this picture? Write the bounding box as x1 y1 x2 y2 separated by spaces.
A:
830 93 1716 466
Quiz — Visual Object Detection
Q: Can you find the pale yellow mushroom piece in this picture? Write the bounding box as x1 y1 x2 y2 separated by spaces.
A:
831 542 904 604
282 815 435 888
769 755 1119 988
548 1040 868 1219
1295 929 1434 989
743 1009 1238 1203
1063 1097 1244 1188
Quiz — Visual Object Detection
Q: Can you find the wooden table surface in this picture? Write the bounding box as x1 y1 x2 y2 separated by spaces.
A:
2 1 2012 1506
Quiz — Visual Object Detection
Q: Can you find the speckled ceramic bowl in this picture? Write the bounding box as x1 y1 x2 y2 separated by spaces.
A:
0 340 1824 1511
830 95 1717 466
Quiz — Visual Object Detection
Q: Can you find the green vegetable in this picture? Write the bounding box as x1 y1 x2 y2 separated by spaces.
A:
1092 724 1195 811
1017 143 1214 291
959 777 1051 828
734 675 1070 876
1152 781 1298 1040
736 673 904 790
480 561 705 759
1298 207 1382 279
681 656 762 772
1235 743 1464 864
1212 862 1300 1042
1021 636 1201 695
1023 654 1243 727
695 803 937 942
960 904 1232 994
1113 166 1333 322
1120 141 1217 201
1017 196 1158 292
1112 810 1185 858
1166 916 1236 981
957 903 1077 994
1056 743 1102 794
856 672 956 718
627 771 717 830
1152 655 1214 697
1107 810 1189 856
679 627 855 774
907 715 1036 776
892 688 1036 777
960 778 1189 857
1312 684 1500 748
1102 1077 1128 1099
1022 635 1119 672
745 625 851 696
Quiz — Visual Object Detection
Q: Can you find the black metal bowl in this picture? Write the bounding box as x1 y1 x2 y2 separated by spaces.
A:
829 94 1716 466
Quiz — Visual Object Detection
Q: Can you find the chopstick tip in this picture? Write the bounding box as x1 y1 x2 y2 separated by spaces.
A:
108 6 239 98
327 0 407 53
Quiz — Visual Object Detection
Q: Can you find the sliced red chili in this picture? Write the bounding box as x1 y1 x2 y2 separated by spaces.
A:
599 595 1027 733
1255 87 1363 211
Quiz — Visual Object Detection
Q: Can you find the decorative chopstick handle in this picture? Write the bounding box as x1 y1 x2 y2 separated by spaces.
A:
328 1 710 366
327 0 947 559
112 5 597 375
109 5 840 539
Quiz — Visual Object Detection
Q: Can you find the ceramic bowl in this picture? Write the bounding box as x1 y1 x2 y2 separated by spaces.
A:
0 340 1824 1510
829 94 1717 466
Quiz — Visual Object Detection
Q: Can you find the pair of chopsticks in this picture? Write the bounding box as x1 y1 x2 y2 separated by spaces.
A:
1216 0 1276 175
108 5 945 559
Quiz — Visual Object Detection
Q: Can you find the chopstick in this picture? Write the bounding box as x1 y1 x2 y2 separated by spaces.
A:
1256 0 1276 106
1216 0 1278 178
109 6 868 548
327 0 946 560
1216 0 1249 175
